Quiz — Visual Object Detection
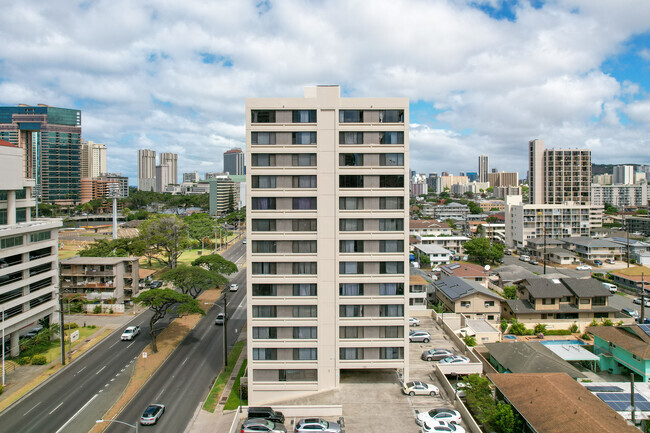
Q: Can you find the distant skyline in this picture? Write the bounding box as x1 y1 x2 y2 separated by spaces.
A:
1 1 649 180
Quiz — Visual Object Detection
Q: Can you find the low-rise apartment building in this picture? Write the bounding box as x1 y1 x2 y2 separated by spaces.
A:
409 274 428 310
560 236 625 263
60 257 140 303
430 202 469 220
591 182 648 208
413 244 453 266
433 276 503 321
493 185 521 199
478 200 505 212
589 324 650 382
415 234 470 257
408 219 453 237
626 215 650 236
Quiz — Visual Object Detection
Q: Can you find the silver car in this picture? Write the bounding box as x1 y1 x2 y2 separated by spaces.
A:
409 330 431 343
241 418 287 433
421 348 454 361
294 418 342 433
140 403 165 425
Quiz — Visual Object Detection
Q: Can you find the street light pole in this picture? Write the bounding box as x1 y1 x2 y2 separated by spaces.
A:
223 289 228 367
96 418 138 433
2 306 5 386
58 291 65 366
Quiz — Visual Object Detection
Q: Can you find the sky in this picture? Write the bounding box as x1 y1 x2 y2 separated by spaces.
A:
1 0 649 183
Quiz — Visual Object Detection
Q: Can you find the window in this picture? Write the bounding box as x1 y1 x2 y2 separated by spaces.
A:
293 241 317 254
252 219 276 231
29 231 51 243
380 153 404 166
380 175 404 188
340 262 364 274
251 154 276 166
293 348 317 360
340 305 363 317
379 219 404 231
293 305 317 317
380 347 404 359
379 304 403 317
252 305 277 318
340 326 362 338
593 296 606 306
251 175 276 189
252 262 277 275
292 219 317 231
542 298 556 305
379 197 404 209
380 262 404 274
293 327 317 339
380 131 404 144
379 283 404 295
292 262 317 274
251 132 276 144
461 301 471 307
292 176 317 188
292 110 316 123
253 348 277 360
340 283 364 296
292 153 316 166
340 219 364 231
339 197 364 210
292 197 317 210
339 153 364 166
339 175 364 188
339 131 364 144
253 327 277 339
293 284 317 296
580 298 591 304
292 132 317 144
252 284 277 296
339 348 362 360
251 197 276 210
0 236 23 249
379 110 404 123
252 241 276 253
251 110 275 123
339 110 363 123
381 326 403 338
340 240 364 253
380 240 403 252
279 369 317 382
484 301 495 307
16 208 26 223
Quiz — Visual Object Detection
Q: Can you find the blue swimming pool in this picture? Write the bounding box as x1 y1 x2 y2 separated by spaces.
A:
540 340 586 346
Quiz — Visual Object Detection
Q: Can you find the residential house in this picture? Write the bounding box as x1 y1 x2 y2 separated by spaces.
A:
409 274 428 310
494 264 537 288
60 257 140 303
607 237 650 266
430 202 469 220
487 373 639 433
408 219 453 237
413 244 453 266
560 236 625 263
415 235 470 257
438 262 489 287
608 266 650 293
483 342 586 379
433 276 503 321
588 324 650 382
524 236 565 259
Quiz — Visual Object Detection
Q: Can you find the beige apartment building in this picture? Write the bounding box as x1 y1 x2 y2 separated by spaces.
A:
246 86 409 404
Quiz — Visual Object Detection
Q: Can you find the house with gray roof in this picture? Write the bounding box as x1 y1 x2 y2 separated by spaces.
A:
525 236 565 259
560 236 625 263
484 342 586 379
433 275 503 322
495 264 537 287
608 236 650 266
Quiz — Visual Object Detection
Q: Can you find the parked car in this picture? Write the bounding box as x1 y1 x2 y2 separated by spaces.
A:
294 418 342 433
421 348 455 361
140 404 165 425
421 420 466 433
605 259 615 264
529 259 539 265
242 239 247 244
504 249 512 255
416 408 462 426
622 308 640 319
602 283 618 293
247 407 285 424
121 325 140 341
409 330 431 343
409 317 420 327
403 381 440 397
633 298 650 307
149 280 163 288
575 265 592 271
23 326 44 339
519 255 530 262
229 283 239 292
594 259 603 266
215 313 226 325
454 382 472 398
439 355 470 364
240 419 286 433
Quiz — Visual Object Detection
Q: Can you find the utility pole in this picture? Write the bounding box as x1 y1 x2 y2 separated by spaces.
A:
641 273 646 324
223 289 228 367
626 215 630 268
2 306 5 386
543 224 547 275
631 373 636 426
58 292 65 365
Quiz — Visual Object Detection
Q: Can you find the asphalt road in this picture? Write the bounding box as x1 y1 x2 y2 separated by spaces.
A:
104 239 247 433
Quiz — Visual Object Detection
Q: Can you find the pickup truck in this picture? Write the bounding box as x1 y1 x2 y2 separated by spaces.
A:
121 325 140 341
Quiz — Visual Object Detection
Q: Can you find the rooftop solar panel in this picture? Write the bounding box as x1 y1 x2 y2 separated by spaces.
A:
585 386 624 393
598 393 650 411
638 324 650 338
597 393 647 402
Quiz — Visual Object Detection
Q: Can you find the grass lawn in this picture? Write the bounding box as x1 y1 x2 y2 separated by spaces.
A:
223 359 248 410
42 326 101 363
203 341 245 412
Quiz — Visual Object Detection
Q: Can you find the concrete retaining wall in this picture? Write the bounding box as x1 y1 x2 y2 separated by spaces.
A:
432 366 483 433
84 303 125 313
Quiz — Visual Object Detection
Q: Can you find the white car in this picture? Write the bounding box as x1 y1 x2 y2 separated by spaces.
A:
416 408 462 426
121 326 140 341
633 298 650 307
421 420 465 433
409 317 420 327
439 355 470 364
575 265 592 271
229 283 239 292
403 381 439 397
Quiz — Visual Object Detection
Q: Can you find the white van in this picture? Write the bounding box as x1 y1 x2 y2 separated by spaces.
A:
519 255 531 262
602 283 618 293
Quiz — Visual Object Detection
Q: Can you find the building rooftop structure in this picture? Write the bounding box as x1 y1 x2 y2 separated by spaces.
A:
433 276 502 302
588 325 650 360
439 262 488 279
485 342 586 378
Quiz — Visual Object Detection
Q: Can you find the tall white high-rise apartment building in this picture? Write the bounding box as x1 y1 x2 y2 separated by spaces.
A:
159 152 178 185
246 86 409 404
80 140 107 178
613 165 634 185
137 149 156 192
478 154 489 183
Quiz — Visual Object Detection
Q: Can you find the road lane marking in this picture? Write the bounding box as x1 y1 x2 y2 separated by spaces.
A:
181 356 189 366
95 365 106 375
23 402 41 416
76 366 86 375
109 341 119 349
49 402 64 415
54 394 98 433
127 341 135 349
155 387 166 400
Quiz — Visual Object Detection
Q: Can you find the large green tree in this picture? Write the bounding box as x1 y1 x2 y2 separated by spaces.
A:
192 253 238 275
184 213 216 240
80 238 147 257
160 266 227 298
139 215 190 269
462 237 504 265
132 289 204 353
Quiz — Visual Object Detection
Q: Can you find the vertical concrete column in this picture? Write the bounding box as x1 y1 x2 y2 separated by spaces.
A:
7 190 16 225
10 331 19 357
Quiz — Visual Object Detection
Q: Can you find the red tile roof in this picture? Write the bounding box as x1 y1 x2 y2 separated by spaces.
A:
0 139 16 147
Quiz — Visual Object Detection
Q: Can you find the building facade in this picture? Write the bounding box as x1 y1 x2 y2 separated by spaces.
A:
487 171 518 188
60 257 139 303
209 176 240 216
137 149 156 192
478 154 489 183
80 139 107 179
0 141 62 356
246 86 409 404
613 165 634 185
591 183 648 208
224 148 245 175
159 152 178 186
183 171 200 183
0 105 82 204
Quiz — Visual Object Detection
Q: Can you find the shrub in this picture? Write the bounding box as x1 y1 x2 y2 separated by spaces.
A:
592 272 604 278
533 323 547 334
0 385 3 395
31 355 47 365
580 332 591 341
509 320 527 335
602 319 613 326
589 319 599 327
109 309 114 314
15 357 31 365
93 305 102 314
463 335 477 347
546 330 572 336
65 322 79 329
569 323 579 333
500 319 508 333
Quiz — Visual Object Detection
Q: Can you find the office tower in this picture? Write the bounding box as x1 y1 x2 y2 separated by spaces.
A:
528 139 591 205
156 164 171 193
183 171 200 183
80 139 107 178
159 152 178 185
137 149 156 192
466 172 478 182
487 171 519 188
224 148 245 175
478 154 489 183
0 105 81 204
247 86 409 404
613 165 634 185
0 140 62 356
208 176 240 216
